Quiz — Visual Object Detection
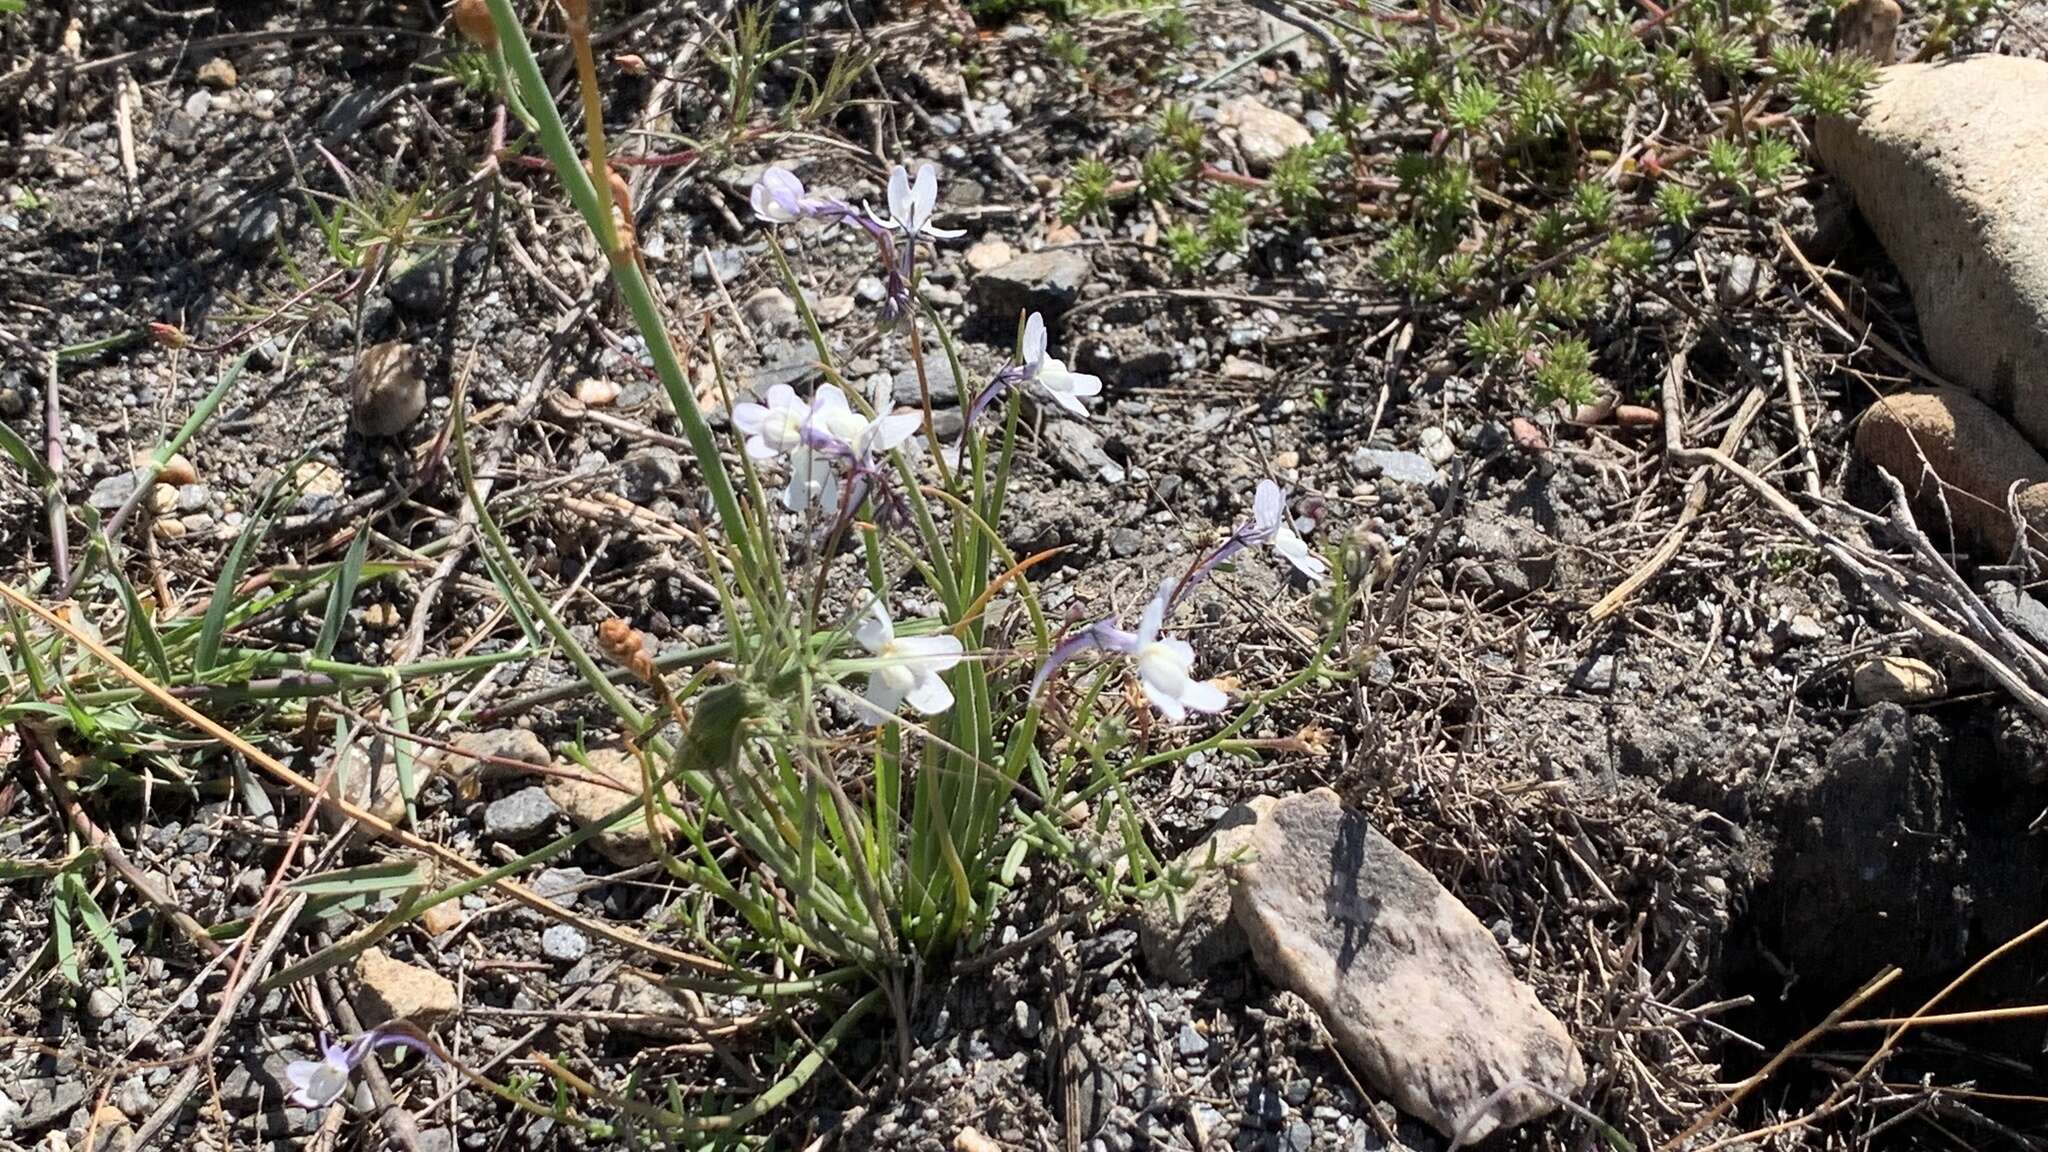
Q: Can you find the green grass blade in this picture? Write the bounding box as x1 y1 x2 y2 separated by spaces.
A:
108 566 171 680
0 420 52 486
68 876 127 986
289 859 429 897
314 531 370 661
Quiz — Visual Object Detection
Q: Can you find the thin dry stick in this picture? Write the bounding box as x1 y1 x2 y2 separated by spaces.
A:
1657 967 1901 1151
0 582 730 976
1589 347 1766 622
1774 222 1952 390
1679 449 2048 727
1780 342 1823 501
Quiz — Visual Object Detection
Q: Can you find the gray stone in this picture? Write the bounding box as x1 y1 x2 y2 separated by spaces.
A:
891 355 961 407
973 249 1092 328
483 786 560 841
540 924 589 963
741 288 800 336
85 985 123 1020
744 340 824 395
1717 253 1765 307
1197 790 1583 1140
231 197 282 256
1175 1023 1209 1058
1348 448 1439 487
690 247 745 283
1817 57 2048 448
617 448 684 504
1983 580 2048 652
387 254 450 317
87 469 146 511
1043 421 1125 484
17 1077 85 1129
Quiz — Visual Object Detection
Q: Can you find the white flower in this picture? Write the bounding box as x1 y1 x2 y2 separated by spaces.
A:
731 383 809 460
1129 579 1228 721
781 445 837 512
1252 480 1328 583
874 163 964 241
1021 311 1101 419
750 166 816 224
854 602 965 716
285 1039 357 1109
804 383 923 462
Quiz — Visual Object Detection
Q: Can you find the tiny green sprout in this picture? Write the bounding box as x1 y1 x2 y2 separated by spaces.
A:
1570 180 1616 227
1689 21 1758 81
1748 133 1802 186
1203 187 1250 251
1158 101 1205 156
1446 81 1502 134
1300 66 1335 97
1269 147 1324 219
1375 225 1441 298
1422 162 1477 228
1046 29 1089 69
1439 250 1478 293
1776 42 1877 116
1569 18 1646 81
1464 306 1532 369
1529 207 1573 257
1702 136 1746 184
1531 258 1606 324
1155 6 1193 49
1140 149 1189 201
1533 337 1601 407
1511 68 1570 140
1165 222 1211 274
1605 229 1655 273
1650 45 1691 96
1061 158 1115 223
1654 180 1703 228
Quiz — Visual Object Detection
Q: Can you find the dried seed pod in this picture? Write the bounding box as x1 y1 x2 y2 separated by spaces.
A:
597 617 656 683
452 0 497 49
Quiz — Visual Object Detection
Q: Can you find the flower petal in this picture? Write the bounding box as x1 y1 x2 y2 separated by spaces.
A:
891 633 965 672
1179 678 1230 714
1136 580 1172 646
864 411 924 455
903 671 955 715
854 602 893 653
888 166 912 225
912 163 939 221
1023 312 1047 368
1253 480 1285 535
1140 678 1188 722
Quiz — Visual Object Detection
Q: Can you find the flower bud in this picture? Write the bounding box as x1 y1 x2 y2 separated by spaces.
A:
147 322 186 349
597 617 656 683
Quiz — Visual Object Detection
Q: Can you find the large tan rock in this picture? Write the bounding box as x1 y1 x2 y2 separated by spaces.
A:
1143 790 1584 1141
544 748 674 867
353 946 457 1026
1817 57 2048 446
1853 387 2048 556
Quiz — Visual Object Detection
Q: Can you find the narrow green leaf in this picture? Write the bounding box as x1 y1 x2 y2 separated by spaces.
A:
69 877 127 986
314 531 369 660
0 420 51 485
108 566 170 679
51 880 78 984
288 859 429 897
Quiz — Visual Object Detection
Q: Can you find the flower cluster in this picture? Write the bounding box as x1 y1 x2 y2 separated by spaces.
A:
732 380 922 515
748 160 1325 725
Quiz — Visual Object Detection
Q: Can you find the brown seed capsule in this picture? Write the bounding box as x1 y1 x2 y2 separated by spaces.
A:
614 53 648 76
453 0 497 49
597 617 656 683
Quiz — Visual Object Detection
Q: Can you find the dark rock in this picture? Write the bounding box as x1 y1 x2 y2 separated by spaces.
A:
972 249 1092 330
1043 421 1124 484
387 254 450 317
617 448 684 504
891 355 962 407
483 786 560 842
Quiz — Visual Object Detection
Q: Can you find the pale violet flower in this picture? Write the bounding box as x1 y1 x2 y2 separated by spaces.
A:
731 383 809 460
1028 580 1227 722
781 445 837 513
1251 480 1328 583
854 602 965 716
285 1028 437 1109
1128 579 1229 721
1021 312 1101 418
873 163 964 241
750 166 828 225
804 383 923 462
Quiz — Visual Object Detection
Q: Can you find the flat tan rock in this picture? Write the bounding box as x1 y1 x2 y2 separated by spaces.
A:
1146 789 1584 1140
1834 0 1901 62
1817 57 2048 448
1853 386 2048 556
1218 96 1312 172
353 946 457 1026
545 748 673 866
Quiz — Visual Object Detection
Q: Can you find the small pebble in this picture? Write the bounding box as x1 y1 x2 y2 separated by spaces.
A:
575 378 620 407
540 924 589 963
